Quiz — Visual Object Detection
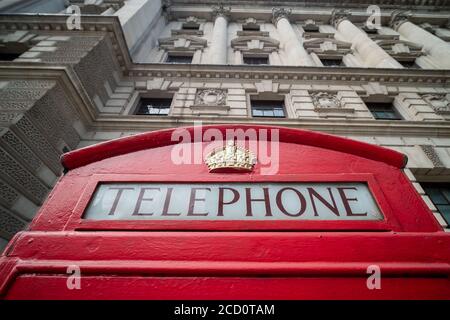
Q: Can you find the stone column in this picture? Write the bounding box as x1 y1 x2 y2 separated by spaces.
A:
272 8 314 66
391 11 450 69
332 9 403 69
209 5 230 64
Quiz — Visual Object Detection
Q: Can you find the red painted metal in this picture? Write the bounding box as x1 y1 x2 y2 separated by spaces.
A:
0 125 448 300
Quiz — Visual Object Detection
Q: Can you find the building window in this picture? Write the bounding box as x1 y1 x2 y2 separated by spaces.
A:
166 54 193 64
422 183 450 225
242 24 260 31
398 60 420 69
182 24 199 30
366 102 402 120
243 55 269 65
320 58 344 67
135 98 172 115
251 100 285 118
0 53 21 61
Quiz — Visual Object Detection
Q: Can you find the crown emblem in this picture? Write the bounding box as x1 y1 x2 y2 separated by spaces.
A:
205 140 257 172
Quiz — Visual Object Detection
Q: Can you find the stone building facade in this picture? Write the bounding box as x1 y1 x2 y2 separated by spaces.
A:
0 0 450 251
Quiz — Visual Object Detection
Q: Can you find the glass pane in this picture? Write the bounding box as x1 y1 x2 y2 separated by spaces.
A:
436 205 450 224
274 109 285 117
252 109 263 116
148 107 159 115
426 188 448 204
160 107 170 115
441 189 450 203
263 109 274 117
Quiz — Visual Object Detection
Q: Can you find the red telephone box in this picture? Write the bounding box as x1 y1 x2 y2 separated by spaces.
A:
0 125 449 299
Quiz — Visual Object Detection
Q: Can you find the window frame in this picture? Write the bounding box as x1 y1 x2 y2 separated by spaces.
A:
365 101 403 120
134 97 173 116
242 55 270 65
250 99 286 118
165 53 194 64
421 183 450 226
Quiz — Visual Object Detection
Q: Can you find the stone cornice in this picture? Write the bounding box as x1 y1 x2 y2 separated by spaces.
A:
1 64 450 138
1 15 450 85
164 0 450 11
211 4 231 20
0 64 98 127
272 7 291 25
1 14 449 84
330 9 351 28
127 64 450 86
92 115 450 138
390 10 413 30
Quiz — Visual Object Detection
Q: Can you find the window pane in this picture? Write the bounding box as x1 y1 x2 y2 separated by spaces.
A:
263 109 274 117
274 109 285 117
367 102 401 120
159 107 170 115
422 183 450 225
136 98 172 115
436 205 450 224
426 188 448 204
321 59 343 67
166 54 193 64
251 100 285 118
252 109 263 116
148 107 159 114
243 56 269 65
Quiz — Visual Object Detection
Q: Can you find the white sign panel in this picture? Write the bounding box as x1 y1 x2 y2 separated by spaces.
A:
83 183 383 221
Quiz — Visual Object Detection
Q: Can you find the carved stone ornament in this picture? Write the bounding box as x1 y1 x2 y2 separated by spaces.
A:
389 10 412 30
421 93 450 114
311 92 342 110
272 7 292 25
211 4 231 20
419 145 444 168
195 89 227 106
302 19 320 32
330 9 351 28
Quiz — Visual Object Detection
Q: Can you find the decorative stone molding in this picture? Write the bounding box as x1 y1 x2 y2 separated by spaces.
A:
361 82 389 100
304 38 352 56
67 0 124 14
254 80 281 93
421 93 450 115
308 91 355 117
146 78 169 91
419 145 445 168
376 40 423 59
301 19 320 32
419 22 437 34
172 16 204 36
158 35 207 50
311 92 340 108
0 205 27 239
272 7 292 25
211 4 231 20
231 35 280 53
330 9 351 28
190 89 229 115
194 89 227 106
389 10 412 31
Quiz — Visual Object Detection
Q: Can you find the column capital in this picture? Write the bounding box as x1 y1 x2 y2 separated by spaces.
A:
211 4 231 21
330 9 351 29
272 7 292 25
389 10 412 30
